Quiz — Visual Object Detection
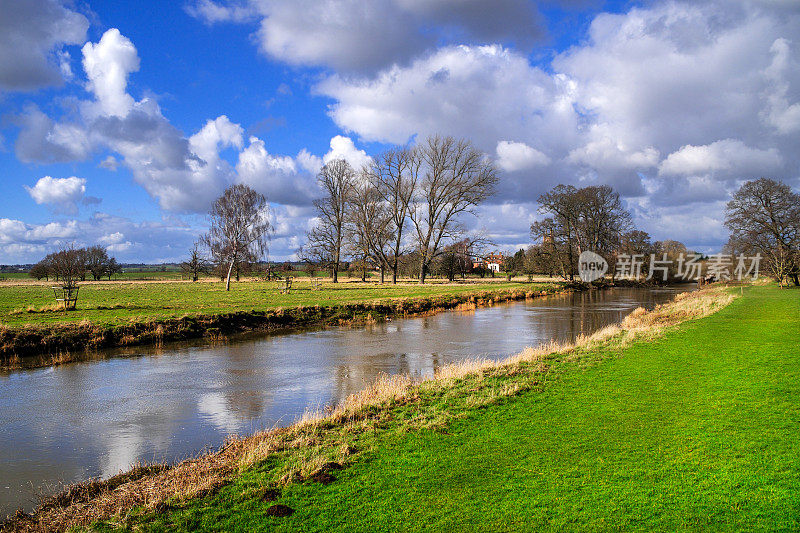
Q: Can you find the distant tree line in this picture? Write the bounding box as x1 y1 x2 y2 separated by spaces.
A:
29 246 121 282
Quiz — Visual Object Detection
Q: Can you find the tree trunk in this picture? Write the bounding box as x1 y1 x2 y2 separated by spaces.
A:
418 262 427 284
333 264 338 283
380 265 385 283
392 263 398 284
225 259 235 291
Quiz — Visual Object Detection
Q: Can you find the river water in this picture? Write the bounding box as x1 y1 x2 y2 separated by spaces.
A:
0 286 690 515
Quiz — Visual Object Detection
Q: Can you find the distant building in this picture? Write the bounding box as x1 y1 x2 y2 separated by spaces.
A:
474 252 504 273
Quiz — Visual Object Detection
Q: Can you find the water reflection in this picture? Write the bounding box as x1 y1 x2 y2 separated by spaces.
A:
0 286 689 515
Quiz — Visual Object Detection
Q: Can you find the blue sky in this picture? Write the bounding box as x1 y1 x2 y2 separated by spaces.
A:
1 0 798 264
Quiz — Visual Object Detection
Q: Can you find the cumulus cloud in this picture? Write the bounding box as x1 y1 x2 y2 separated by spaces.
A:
82 28 140 117
14 105 92 163
323 135 372 169
13 28 371 214
24 176 99 214
0 213 198 264
187 0 544 71
496 141 550 172
658 139 783 178
315 0 800 250
6 1 800 262
761 38 800 134
99 155 119 171
319 44 573 149
235 136 319 205
0 0 89 91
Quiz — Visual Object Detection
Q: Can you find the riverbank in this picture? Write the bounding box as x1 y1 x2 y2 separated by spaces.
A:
6 283 785 531
0 281 565 370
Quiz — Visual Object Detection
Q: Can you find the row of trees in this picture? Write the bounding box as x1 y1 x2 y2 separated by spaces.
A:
301 135 498 284
524 178 800 286
528 184 654 280
29 246 121 282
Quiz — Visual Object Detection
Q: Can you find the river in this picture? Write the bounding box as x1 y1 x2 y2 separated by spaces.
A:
0 286 690 515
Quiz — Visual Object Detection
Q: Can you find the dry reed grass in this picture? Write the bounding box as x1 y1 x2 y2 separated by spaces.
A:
2 286 737 533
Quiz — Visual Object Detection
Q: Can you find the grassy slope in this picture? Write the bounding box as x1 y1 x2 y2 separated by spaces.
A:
119 285 799 532
0 281 532 327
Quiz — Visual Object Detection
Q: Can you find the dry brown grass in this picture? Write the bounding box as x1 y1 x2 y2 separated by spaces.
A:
2 286 737 533
8 304 65 316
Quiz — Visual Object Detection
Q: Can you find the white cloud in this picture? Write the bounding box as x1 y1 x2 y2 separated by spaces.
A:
98 231 125 245
14 105 93 163
761 38 800 134
567 136 660 172
82 28 141 117
186 0 257 24
0 0 89 91
319 44 572 149
99 155 119 171
496 141 550 172
0 213 198 264
323 135 372 170
235 136 319 205
13 29 351 214
314 0 800 250
296 149 323 175
24 176 96 214
659 139 783 177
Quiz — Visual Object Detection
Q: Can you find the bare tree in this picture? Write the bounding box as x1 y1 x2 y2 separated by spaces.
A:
369 148 419 283
181 241 212 282
50 245 85 295
574 185 632 254
725 178 800 286
304 159 356 283
410 136 498 284
204 184 271 291
530 216 573 279
348 172 395 283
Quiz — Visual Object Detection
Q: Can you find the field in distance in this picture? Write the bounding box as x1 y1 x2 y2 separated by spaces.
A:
0 274 549 328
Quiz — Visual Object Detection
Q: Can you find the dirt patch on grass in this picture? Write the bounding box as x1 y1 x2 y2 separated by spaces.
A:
265 504 294 517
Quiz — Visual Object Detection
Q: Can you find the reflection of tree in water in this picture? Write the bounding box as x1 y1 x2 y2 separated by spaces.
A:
329 322 445 406
209 341 272 423
524 287 684 344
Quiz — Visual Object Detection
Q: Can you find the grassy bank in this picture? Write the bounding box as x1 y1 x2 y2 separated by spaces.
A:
0 281 560 368
9 284 793 531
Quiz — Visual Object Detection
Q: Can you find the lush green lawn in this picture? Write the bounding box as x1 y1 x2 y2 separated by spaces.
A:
115 284 799 532
0 280 537 327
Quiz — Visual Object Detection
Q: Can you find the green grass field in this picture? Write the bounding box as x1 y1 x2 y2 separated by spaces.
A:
0 279 534 327
103 284 799 532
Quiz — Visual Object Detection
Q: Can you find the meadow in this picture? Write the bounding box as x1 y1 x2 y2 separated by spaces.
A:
13 283 798 531
0 277 535 327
